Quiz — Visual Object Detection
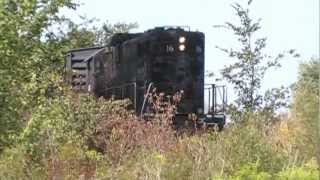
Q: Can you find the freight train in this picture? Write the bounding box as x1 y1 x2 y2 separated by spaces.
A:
65 27 226 129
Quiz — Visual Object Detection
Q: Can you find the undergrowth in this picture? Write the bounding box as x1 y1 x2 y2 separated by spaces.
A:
0 90 318 180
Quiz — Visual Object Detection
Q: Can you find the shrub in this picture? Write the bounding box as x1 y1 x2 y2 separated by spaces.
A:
0 146 46 179
276 159 319 180
290 60 320 165
93 90 180 164
44 142 106 180
5 84 318 179
227 162 272 180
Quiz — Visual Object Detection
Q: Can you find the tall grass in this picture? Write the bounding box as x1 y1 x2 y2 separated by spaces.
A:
0 91 318 179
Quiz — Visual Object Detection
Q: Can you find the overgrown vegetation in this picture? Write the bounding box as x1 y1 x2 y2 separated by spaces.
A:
1 96 319 179
0 0 318 179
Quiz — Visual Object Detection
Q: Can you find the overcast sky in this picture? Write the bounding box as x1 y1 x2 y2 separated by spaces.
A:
62 0 319 100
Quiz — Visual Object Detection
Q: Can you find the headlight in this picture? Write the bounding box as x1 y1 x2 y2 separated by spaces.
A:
179 36 186 43
179 44 186 51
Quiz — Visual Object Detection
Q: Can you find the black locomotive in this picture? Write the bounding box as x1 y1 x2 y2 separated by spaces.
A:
65 27 226 128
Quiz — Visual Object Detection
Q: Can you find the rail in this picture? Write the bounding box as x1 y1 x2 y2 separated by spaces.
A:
140 82 153 117
204 84 227 114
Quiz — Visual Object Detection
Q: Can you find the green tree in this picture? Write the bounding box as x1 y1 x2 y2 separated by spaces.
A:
215 1 299 118
0 0 77 150
59 18 138 48
0 0 137 151
95 21 138 46
291 59 320 168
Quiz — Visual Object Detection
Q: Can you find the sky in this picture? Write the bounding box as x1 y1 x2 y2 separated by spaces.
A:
62 0 319 101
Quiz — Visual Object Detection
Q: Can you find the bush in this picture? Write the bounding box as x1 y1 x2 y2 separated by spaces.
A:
43 142 106 180
20 92 129 160
3 85 318 179
290 60 320 164
276 160 320 180
0 146 46 179
227 162 272 180
98 117 177 164
92 90 180 164
95 115 292 179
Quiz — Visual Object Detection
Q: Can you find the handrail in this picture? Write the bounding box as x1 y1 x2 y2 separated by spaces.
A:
205 84 227 114
140 82 153 117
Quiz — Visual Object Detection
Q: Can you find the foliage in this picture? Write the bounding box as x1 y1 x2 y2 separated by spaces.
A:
0 0 78 151
227 162 272 180
0 145 46 179
290 59 320 167
1 106 319 179
20 91 129 160
61 18 98 48
44 142 105 180
259 86 290 122
95 21 138 46
215 1 299 118
88 90 179 164
0 0 138 152
60 18 138 48
93 115 317 179
275 158 319 180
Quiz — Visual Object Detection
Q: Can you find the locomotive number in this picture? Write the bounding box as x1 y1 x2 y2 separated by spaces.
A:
166 45 174 53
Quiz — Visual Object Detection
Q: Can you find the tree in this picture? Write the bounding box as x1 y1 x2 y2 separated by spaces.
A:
0 0 78 150
215 1 299 118
95 21 138 46
0 0 138 151
59 18 138 48
291 59 320 169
